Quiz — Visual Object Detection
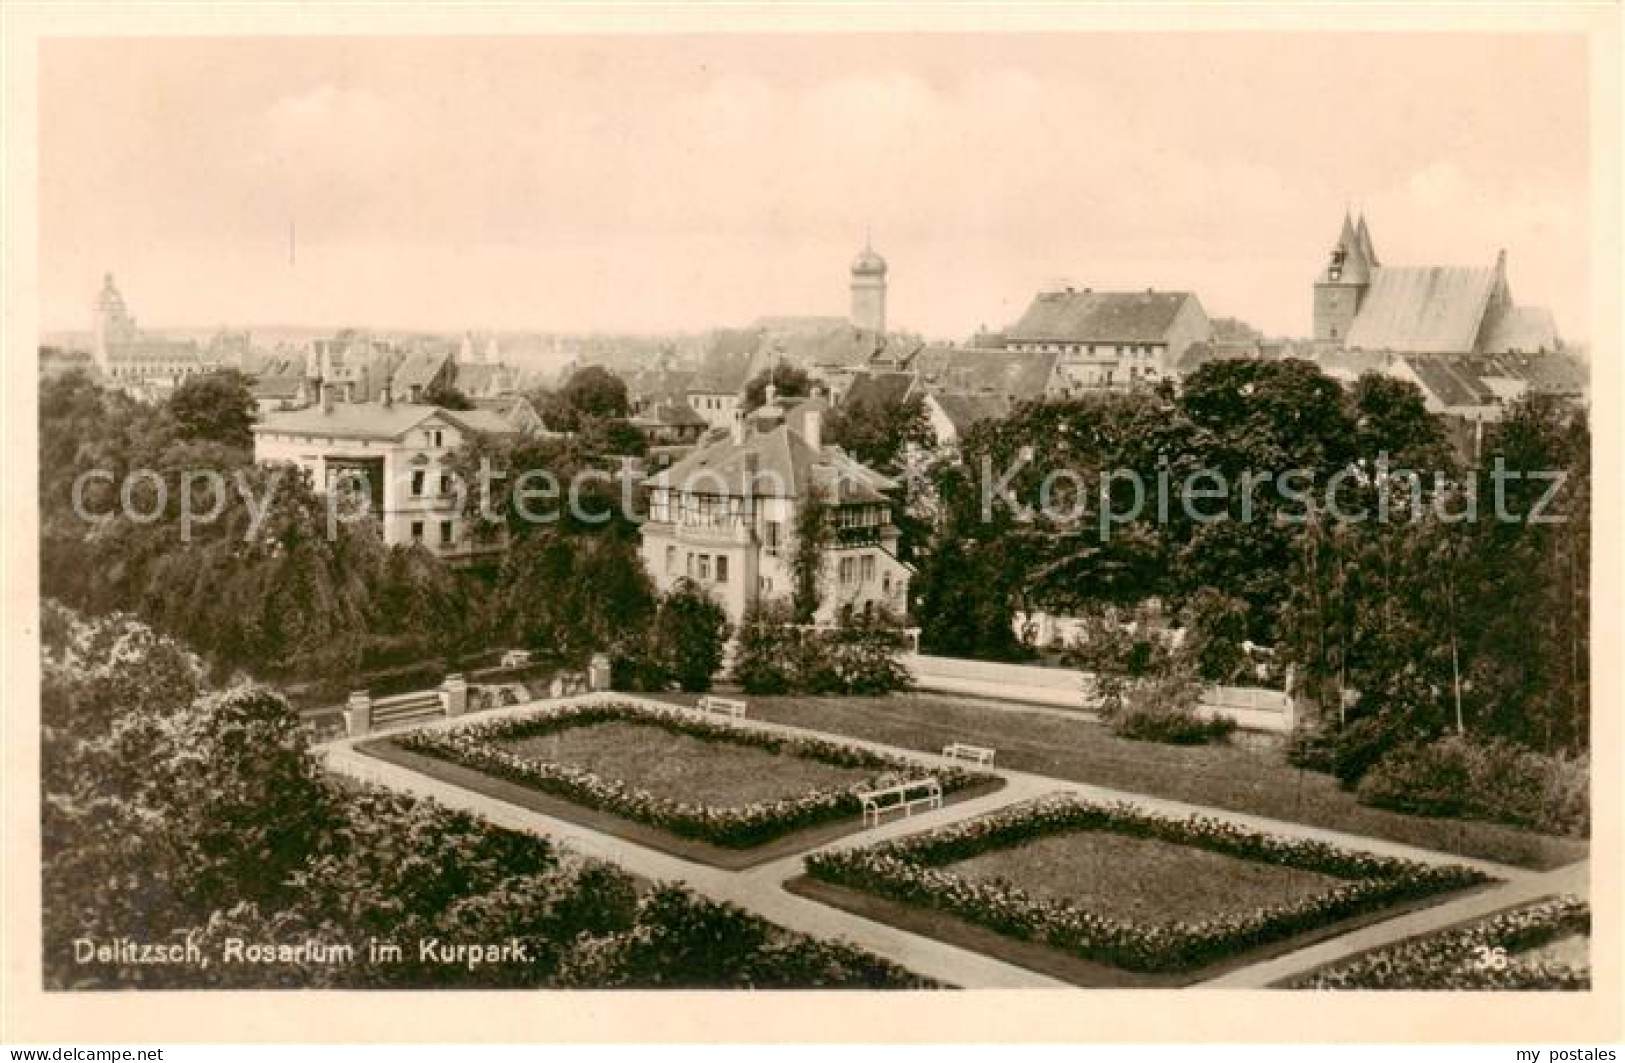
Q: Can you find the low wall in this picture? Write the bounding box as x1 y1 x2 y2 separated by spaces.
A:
903 653 1295 733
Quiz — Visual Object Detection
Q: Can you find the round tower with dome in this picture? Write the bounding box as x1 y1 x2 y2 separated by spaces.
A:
849 236 887 334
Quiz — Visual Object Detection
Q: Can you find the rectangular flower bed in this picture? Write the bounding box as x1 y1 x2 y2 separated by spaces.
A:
395 700 993 849
804 795 1491 973
1291 895 1590 990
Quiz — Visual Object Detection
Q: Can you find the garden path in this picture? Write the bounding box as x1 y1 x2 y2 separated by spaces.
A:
1196 859 1589 988
320 692 1572 989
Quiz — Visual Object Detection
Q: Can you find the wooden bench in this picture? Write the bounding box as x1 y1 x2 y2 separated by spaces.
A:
858 777 943 828
696 695 748 718
942 742 997 767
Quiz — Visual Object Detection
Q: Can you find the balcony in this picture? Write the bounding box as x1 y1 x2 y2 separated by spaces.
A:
643 518 754 546
832 523 896 548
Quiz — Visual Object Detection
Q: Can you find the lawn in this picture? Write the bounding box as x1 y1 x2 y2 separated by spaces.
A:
800 795 1489 985
945 830 1339 925
372 700 999 868
503 721 877 808
652 692 1586 870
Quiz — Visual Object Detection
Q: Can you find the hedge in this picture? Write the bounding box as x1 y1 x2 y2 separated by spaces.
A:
805 795 1490 973
1357 736 1590 837
1293 895 1590 990
397 700 991 848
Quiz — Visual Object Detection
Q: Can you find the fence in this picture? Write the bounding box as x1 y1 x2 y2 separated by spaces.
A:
902 653 1296 733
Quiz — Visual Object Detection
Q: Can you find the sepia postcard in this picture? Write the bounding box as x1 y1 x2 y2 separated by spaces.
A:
1 0 1621 1047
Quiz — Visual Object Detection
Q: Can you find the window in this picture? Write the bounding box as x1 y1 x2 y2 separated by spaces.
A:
698 554 710 580
440 521 454 546
839 557 854 584
439 473 452 496
764 521 781 555
860 555 876 583
666 545 677 573
411 470 425 496
411 521 424 543
715 556 729 583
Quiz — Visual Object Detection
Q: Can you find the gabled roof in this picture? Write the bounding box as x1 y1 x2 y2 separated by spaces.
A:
842 371 916 409
455 362 518 395
1343 266 1500 354
1399 355 1496 409
1473 351 1588 395
630 401 708 429
929 391 1010 435
644 422 894 504
771 326 885 369
252 401 517 441
249 375 305 400
1007 289 1197 344
910 346 1059 400
783 393 829 438
391 352 453 393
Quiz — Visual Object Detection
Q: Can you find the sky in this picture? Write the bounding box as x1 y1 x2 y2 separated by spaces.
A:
39 34 1590 341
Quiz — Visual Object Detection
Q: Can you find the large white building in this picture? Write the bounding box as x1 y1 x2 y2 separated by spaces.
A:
639 391 912 625
91 273 219 394
252 388 518 562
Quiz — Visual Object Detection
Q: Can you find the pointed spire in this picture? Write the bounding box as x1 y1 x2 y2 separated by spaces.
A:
1356 214 1379 267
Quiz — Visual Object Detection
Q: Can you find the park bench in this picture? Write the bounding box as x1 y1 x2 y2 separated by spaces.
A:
696 695 748 718
858 777 943 828
499 649 532 669
941 742 997 767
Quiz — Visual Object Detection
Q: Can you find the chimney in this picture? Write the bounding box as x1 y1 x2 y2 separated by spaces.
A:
805 405 823 452
321 384 335 414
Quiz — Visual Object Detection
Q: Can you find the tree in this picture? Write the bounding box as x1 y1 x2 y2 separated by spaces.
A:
421 380 474 410
790 486 830 623
167 370 257 450
559 366 631 421
743 362 811 413
650 578 730 691
826 391 933 473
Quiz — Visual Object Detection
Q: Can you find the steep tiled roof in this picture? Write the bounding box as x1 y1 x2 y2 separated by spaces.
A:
1342 267 1498 354
771 326 885 369
1007 290 1196 344
842 371 916 409
1400 356 1496 408
910 346 1058 400
644 422 894 504
391 352 453 393
930 392 1010 435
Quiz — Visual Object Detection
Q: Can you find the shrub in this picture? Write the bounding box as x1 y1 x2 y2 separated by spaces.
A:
650 578 730 692
1116 710 1236 746
1356 735 1589 837
1357 741 1471 817
733 604 911 696
1285 718 1340 773
1332 712 1407 787
1104 670 1233 745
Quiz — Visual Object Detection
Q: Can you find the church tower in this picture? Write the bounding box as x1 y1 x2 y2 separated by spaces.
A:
850 237 887 334
1313 212 1374 346
91 273 136 371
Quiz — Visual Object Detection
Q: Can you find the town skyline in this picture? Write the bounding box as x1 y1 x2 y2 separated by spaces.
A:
40 34 1589 342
